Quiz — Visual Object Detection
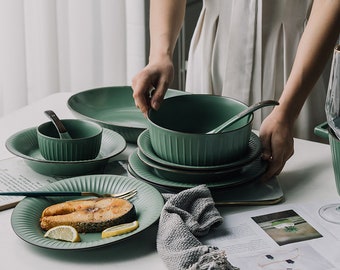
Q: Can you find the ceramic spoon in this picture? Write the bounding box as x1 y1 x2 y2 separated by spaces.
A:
44 110 72 139
207 100 279 134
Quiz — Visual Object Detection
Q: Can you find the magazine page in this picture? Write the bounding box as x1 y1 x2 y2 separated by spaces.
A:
0 158 58 210
202 204 340 269
0 157 130 211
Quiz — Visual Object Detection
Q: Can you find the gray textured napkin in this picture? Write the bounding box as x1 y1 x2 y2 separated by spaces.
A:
157 185 239 270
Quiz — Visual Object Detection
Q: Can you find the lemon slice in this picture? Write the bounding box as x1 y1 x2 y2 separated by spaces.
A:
102 220 139 239
44 225 81 242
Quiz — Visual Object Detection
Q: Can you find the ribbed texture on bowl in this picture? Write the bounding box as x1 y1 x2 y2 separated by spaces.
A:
37 119 103 161
149 127 251 166
39 136 102 161
147 94 253 166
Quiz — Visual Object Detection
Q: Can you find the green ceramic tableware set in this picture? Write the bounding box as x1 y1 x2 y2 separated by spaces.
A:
5 86 277 250
127 94 273 191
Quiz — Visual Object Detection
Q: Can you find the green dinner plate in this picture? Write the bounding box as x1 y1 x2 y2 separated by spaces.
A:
137 149 241 183
67 86 188 143
5 127 126 176
11 175 164 250
137 130 262 171
128 149 267 190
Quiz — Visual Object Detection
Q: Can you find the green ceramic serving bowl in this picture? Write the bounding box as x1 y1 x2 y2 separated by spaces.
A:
147 94 253 166
37 119 103 161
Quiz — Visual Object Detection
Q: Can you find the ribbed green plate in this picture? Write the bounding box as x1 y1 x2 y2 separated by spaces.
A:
137 149 241 183
11 175 164 250
128 149 267 190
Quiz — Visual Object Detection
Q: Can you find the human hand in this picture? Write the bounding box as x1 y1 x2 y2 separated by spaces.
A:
259 109 295 181
131 56 174 116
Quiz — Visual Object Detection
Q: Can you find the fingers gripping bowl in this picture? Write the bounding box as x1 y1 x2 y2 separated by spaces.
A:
147 94 253 166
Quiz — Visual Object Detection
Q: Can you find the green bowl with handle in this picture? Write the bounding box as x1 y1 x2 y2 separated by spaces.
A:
147 94 253 166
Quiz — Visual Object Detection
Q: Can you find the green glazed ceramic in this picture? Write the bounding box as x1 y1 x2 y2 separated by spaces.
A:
128 149 267 190
137 129 262 171
148 94 253 166
37 119 103 161
67 86 188 143
11 175 164 250
6 127 126 176
137 149 241 183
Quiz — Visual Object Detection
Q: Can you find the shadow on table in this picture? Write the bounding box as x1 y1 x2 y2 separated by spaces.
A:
27 223 159 264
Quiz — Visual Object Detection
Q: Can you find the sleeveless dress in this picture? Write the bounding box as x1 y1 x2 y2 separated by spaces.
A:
185 0 329 141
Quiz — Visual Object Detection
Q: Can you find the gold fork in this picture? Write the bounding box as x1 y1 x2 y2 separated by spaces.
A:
0 189 138 199
81 189 138 199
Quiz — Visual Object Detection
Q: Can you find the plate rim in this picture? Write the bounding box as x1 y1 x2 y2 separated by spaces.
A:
67 86 188 129
5 127 126 165
128 149 267 190
137 149 243 184
137 149 240 175
10 174 164 250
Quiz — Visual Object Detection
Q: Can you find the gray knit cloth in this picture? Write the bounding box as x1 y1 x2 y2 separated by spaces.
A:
157 185 239 270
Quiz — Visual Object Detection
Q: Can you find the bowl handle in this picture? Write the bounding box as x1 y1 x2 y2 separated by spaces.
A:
314 122 329 140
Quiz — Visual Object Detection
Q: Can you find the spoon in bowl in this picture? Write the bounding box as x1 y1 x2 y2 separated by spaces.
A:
44 110 72 139
207 100 279 134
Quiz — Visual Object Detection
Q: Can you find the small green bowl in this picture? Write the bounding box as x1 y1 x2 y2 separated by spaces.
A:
147 94 253 166
37 119 103 161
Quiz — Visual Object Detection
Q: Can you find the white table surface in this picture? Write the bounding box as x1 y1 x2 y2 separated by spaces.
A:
0 92 338 269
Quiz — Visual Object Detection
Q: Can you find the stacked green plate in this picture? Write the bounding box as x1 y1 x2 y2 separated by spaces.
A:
128 149 267 191
129 130 267 191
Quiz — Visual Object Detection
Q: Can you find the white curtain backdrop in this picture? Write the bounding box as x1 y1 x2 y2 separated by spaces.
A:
0 0 146 117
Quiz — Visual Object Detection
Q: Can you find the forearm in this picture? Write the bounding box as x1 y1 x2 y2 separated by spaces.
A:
277 0 340 121
149 0 186 62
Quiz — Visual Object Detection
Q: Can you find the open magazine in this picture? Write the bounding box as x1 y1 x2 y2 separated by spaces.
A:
0 158 58 210
203 203 340 269
0 157 129 210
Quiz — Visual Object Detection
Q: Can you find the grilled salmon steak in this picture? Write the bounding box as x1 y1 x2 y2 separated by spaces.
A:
40 197 137 233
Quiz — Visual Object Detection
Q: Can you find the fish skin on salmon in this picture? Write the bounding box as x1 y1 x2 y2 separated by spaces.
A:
40 197 137 233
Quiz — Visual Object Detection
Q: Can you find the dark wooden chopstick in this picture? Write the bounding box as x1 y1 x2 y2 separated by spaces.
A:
0 191 84 197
